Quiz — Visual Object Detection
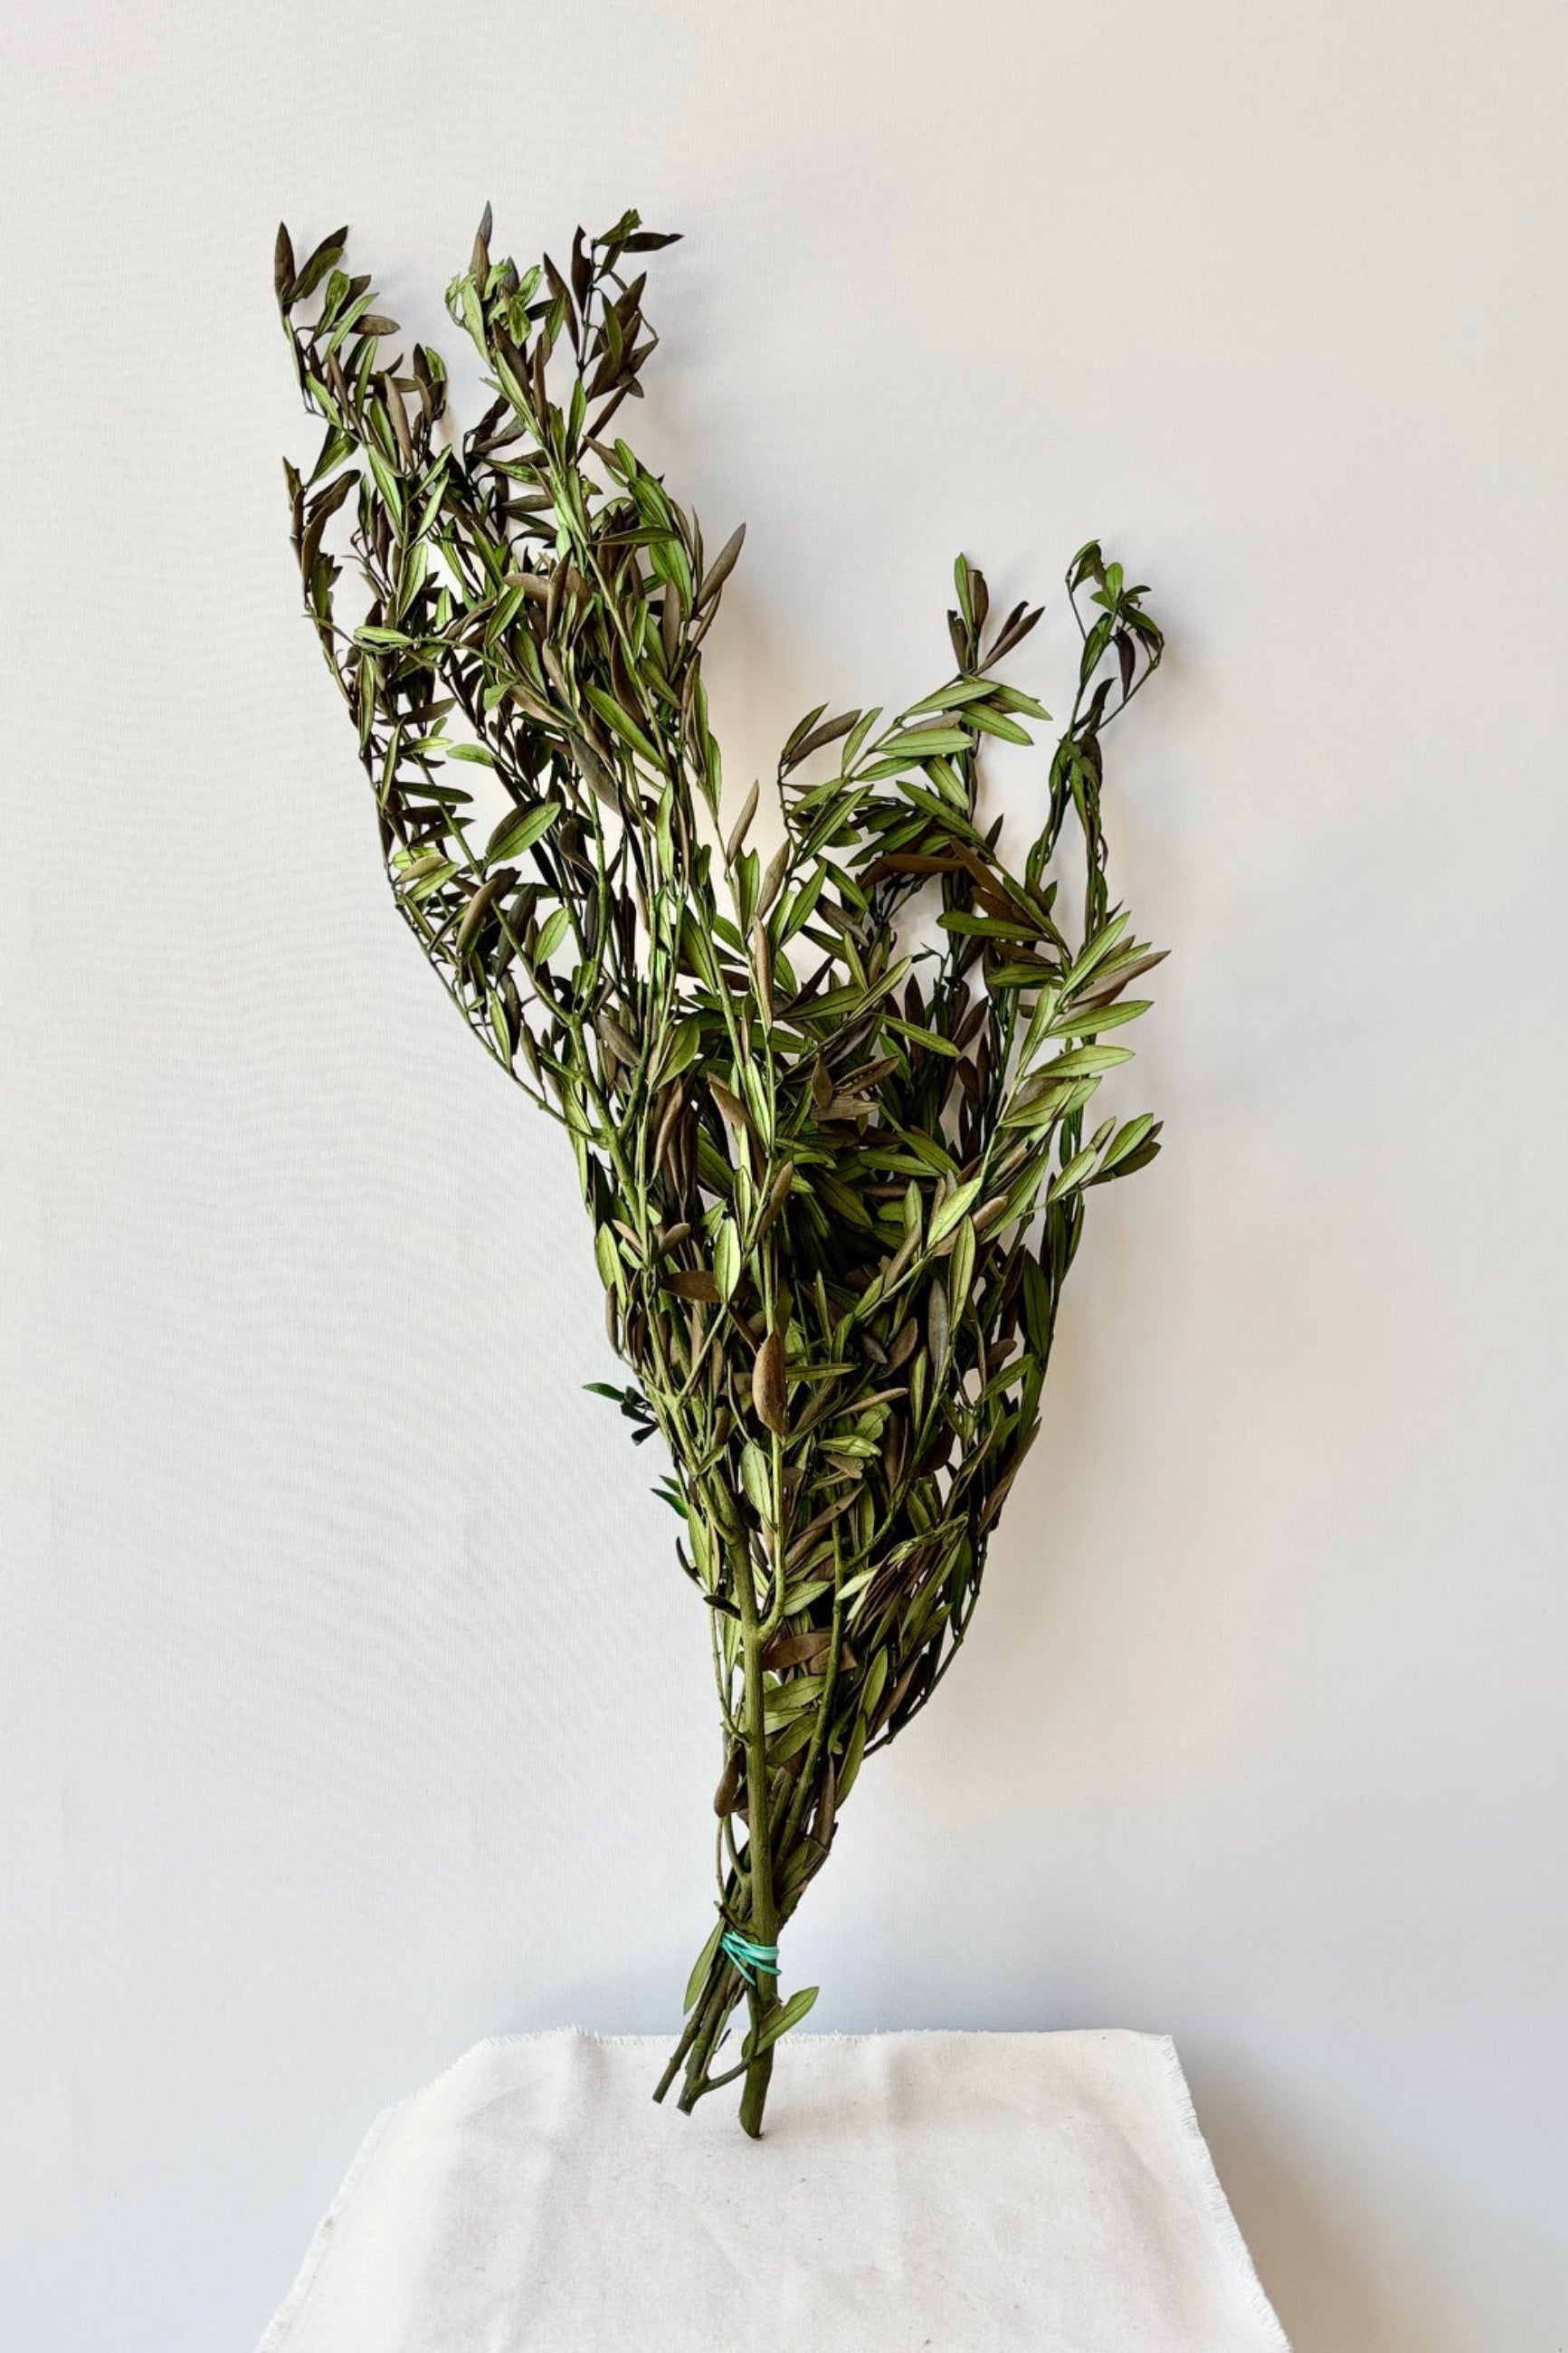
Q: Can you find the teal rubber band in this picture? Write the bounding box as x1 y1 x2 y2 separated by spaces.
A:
720 1928 779 1987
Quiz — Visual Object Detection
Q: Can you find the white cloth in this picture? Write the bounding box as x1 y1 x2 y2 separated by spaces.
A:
258 2029 1288 2352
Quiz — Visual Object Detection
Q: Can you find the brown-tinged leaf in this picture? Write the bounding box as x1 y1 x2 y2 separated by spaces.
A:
725 777 759 866
861 852 965 884
761 1628 832 1672
754 1161 794 1242
752 1327 789 1435
299 467 357 571
292 224 349 303
666 1268 721 1301
1076 948 1169 1007
599 1010 640 1064
708 1077 752 1132
887 1316 920 1371
455 872 507 961
784 1491 860 1567
756 842 789 920
713 1748 745 1815
570 733 622 812
781 710 860 770
653 1081 686 1173
696 520 745 608
983 600 1044 666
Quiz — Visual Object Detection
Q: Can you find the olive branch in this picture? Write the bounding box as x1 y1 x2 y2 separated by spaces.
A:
276 204 1166 2137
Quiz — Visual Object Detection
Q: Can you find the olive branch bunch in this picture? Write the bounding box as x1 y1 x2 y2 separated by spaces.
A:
276 205 1166 2137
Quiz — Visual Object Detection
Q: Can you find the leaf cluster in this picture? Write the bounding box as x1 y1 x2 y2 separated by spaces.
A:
277 206 1166 2128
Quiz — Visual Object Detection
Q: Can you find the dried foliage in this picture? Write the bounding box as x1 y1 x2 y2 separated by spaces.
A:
276 206 1167 2136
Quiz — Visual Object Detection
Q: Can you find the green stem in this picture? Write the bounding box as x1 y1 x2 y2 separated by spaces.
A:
731 1535 779 2137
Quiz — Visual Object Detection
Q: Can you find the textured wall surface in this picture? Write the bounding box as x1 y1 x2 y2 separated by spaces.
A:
2 5 1564 2348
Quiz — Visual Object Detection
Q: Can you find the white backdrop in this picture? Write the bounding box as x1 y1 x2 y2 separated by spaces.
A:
3 4 1564 2348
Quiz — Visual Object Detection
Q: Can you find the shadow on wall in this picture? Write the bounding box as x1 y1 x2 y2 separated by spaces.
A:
1200 2071 1424 2353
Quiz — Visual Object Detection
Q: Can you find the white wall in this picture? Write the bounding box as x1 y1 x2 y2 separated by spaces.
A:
3 3 1564 2346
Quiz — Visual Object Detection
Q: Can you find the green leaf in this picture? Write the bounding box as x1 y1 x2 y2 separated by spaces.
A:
1036 1043 1135 1078
657 1017 702 1084
837 1716 868 1800
594 1224 621 1291
965 703 1031 745
534 905 571 961
1089 1114 1161 1182
399 861 458 904
1088 1133 1162 1182
938 912 1041 941
840 707 881 770
740 1442 772 1519
927 1177 982 1248
683 1919 724 2012
748 1984 820 2054
585 682 660 763
905 675 996 714
987 960 1060 991
927 1277 951 1371
876 727 973 759
1048 1146 1099 1201
948 1215 976 1314
1064 910 1132 991
715 1216 742 1300
882 1015 961 1058
486 800 560 861
1048 998 1150 1038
